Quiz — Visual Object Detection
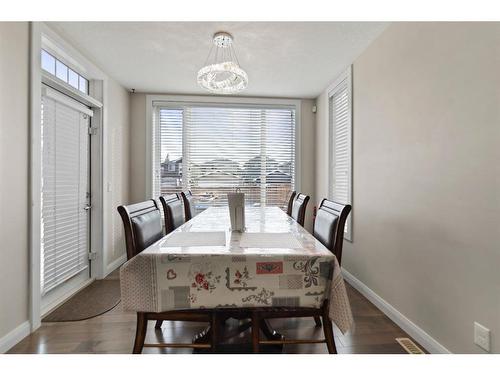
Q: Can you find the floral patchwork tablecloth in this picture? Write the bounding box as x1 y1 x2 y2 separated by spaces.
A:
120 207 353 334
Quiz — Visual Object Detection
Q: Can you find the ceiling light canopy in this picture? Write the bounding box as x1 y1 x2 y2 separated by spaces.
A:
197 32 248 95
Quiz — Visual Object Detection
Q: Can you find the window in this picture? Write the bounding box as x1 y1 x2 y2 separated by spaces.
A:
152 103 296 211
329 67 353 240
55 60 68 81
41 49 89 95
41 50 56 75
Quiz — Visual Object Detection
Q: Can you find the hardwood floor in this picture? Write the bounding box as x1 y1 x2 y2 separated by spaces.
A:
8 282 421 354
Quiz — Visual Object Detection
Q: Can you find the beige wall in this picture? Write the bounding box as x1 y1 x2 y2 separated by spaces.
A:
129 93 147 203
106 79 131 267
0 22 30 339
316 22 500 353
129 94 317 231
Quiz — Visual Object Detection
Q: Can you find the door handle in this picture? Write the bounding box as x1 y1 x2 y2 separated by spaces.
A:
84 204 92 211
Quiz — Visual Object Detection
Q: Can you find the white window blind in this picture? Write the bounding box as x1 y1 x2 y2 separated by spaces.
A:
152 103 296 210
41 92 90 294
329 68 352 240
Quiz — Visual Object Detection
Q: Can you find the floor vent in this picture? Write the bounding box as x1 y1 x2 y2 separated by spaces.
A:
396 337 425 354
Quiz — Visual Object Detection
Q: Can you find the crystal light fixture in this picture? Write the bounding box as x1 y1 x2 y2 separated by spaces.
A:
197 32 248 95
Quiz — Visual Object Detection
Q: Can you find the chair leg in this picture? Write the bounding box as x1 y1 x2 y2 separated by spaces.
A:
155 319 163 329
211 311 218 353
260 319 283 340
133 312 148 354
314 316 322 327
321 312 337 354
251 312 260 353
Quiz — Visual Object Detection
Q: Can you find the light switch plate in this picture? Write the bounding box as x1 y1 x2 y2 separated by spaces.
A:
474 322 490 352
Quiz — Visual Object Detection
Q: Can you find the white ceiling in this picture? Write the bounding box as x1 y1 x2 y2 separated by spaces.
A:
48 22 388 98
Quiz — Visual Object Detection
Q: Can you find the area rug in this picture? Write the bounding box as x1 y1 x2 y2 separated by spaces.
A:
42 279 120 322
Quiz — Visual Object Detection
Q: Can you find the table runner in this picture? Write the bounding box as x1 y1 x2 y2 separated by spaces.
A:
120 207 353 334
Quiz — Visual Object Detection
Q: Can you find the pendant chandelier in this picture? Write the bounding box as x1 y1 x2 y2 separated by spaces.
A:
197 32 248 95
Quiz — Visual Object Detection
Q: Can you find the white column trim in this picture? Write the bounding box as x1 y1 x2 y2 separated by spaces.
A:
29 21 42 333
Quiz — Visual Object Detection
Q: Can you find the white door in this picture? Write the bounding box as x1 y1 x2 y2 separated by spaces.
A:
40 86 92 311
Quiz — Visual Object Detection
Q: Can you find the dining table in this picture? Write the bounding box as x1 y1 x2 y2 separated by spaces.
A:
120 206 353 353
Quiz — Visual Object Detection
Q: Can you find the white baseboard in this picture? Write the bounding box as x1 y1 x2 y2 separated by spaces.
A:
0 321 31 353
342 268 451 354
105 253 127 277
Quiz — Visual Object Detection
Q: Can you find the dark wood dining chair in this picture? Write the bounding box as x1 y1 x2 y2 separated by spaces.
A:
117 200 168 331
310 199 351 327
156 194 189 330
313 199 351 266
117 200 215 352
249 301 337 354
117 200 164 261
286 191 296 216
290 193 310 227
180 190 197 221
159 194 185 234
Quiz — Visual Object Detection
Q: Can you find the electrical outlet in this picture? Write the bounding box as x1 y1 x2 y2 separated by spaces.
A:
474 322 490 352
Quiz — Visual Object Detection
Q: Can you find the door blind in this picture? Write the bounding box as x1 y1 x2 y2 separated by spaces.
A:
41 94 90 294
329 71 352 239
153 104 296 210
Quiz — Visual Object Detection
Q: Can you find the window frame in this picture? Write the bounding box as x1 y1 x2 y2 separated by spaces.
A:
41 49 89 95
328 66 353 241
145 95 302 205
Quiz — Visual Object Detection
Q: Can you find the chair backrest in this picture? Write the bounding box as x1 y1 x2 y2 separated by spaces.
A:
313 199 351 265
159 194 185 234
180 191 197 221
117 200 163 260
286 191 297 216
290 193 310 227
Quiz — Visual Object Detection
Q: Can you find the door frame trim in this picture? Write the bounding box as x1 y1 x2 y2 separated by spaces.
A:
41 84 95 116
29 22 109 332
